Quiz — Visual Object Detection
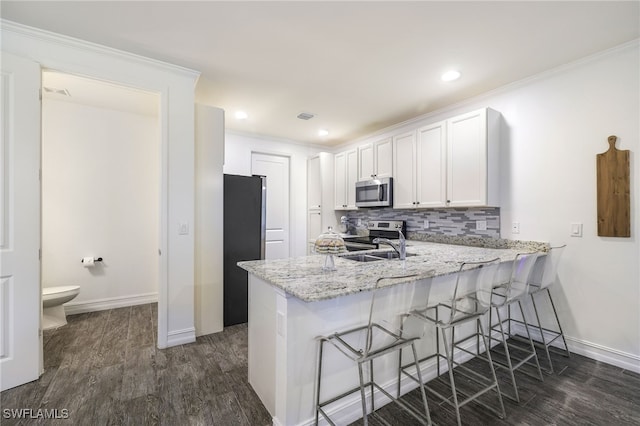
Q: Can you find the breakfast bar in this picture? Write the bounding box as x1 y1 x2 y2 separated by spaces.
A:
238 239 547 426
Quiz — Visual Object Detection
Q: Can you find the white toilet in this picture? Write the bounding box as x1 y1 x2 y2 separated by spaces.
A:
42 285 80 330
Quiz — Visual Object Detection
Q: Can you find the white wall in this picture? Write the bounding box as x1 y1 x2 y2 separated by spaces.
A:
337 41 640 368
194 104 225 336
223 132 325 257
42 98 159 309
2 21 199 348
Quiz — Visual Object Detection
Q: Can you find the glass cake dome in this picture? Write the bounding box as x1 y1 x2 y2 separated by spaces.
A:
314 226 346 271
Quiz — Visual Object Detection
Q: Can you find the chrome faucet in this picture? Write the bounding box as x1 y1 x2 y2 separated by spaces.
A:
373 230 406 260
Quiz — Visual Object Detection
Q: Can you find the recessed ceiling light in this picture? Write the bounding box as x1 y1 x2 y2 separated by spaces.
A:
441 70 461 82
234 110 248 120
318 129 329 137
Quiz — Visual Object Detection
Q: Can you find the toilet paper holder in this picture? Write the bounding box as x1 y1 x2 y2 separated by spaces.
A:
80 257 103 263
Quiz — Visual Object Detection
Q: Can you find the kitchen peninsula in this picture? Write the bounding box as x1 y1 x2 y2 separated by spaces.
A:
238 239 547 426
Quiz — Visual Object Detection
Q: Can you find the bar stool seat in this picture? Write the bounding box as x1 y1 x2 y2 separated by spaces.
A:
314 275 433 426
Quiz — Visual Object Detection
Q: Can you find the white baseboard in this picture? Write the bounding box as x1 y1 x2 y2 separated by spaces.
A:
167 327 196 347
511 322 640 374
64 292 158 315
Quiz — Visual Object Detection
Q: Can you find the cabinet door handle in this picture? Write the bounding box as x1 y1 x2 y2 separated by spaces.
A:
416 201 420 205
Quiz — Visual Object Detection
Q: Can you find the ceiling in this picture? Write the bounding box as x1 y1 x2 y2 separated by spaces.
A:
42 70 160 117
3 1 639 146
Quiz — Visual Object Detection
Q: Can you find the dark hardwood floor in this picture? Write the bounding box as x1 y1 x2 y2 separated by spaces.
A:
348 344 640 426
2 304 639 425
0 304 271 426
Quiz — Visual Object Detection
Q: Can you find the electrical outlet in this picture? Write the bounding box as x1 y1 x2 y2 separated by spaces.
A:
476 220 487 231
424 220 429 229
512 222 520 234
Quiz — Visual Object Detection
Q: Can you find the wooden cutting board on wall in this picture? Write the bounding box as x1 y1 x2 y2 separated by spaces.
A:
596 135 630 237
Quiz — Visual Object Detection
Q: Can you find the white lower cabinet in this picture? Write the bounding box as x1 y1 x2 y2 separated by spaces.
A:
307 210 322 254
393 107 500 209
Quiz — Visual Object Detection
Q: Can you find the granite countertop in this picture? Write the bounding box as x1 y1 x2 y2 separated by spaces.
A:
238 239 548 303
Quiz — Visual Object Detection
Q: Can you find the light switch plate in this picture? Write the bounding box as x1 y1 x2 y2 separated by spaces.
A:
424 220 429 229
178 222 189 235
570 223 583 237
512 222 520 234
476 220 487 231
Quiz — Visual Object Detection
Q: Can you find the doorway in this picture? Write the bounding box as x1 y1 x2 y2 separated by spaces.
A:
40 71 161 358
251 153 290 260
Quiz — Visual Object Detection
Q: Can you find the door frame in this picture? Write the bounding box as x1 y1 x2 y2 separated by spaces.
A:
250 150 294 258
0 21 199 360
39 69 165 349
38 70 167 349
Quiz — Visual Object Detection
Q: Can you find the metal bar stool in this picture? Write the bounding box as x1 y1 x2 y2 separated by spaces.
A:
506 245 570 374
314 275 433 426
486 252 544 403
400 259 505 426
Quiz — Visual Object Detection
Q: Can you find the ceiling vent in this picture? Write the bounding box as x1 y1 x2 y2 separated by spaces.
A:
297 112 314 120
43 87 71 96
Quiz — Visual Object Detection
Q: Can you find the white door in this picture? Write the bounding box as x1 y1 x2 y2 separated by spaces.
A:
251 153 290 260
0 53 42 391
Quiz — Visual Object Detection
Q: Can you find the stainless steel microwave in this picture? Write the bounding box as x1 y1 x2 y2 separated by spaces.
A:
355 177 393 208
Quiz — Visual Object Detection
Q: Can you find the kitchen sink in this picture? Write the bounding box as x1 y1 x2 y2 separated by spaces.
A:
341 251 418 262
341 254 384 262
368 251 418 260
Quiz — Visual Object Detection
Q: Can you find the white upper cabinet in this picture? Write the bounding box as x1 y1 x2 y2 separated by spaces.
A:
392 108 500 209
392 131 416 209
446 108 500 207
393 123 446 208
307 155 322 210
334 148 358 210
358 137 393 181
417 121 447 207
307 152 336 246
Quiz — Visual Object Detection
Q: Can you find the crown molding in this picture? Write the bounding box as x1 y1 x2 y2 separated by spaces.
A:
1 19 200 80
335 38 640 150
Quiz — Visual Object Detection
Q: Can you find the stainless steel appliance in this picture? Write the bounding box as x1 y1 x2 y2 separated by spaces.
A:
355 177 393 208
223 174 266 326
342 220 406 252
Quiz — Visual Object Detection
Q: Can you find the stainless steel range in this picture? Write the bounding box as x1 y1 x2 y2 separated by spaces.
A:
342 220 406 252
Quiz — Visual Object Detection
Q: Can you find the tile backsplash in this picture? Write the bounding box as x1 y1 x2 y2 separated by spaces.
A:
344 207 501 238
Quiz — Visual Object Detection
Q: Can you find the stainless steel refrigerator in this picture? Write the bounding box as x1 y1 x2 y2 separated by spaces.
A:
223 174 266 326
